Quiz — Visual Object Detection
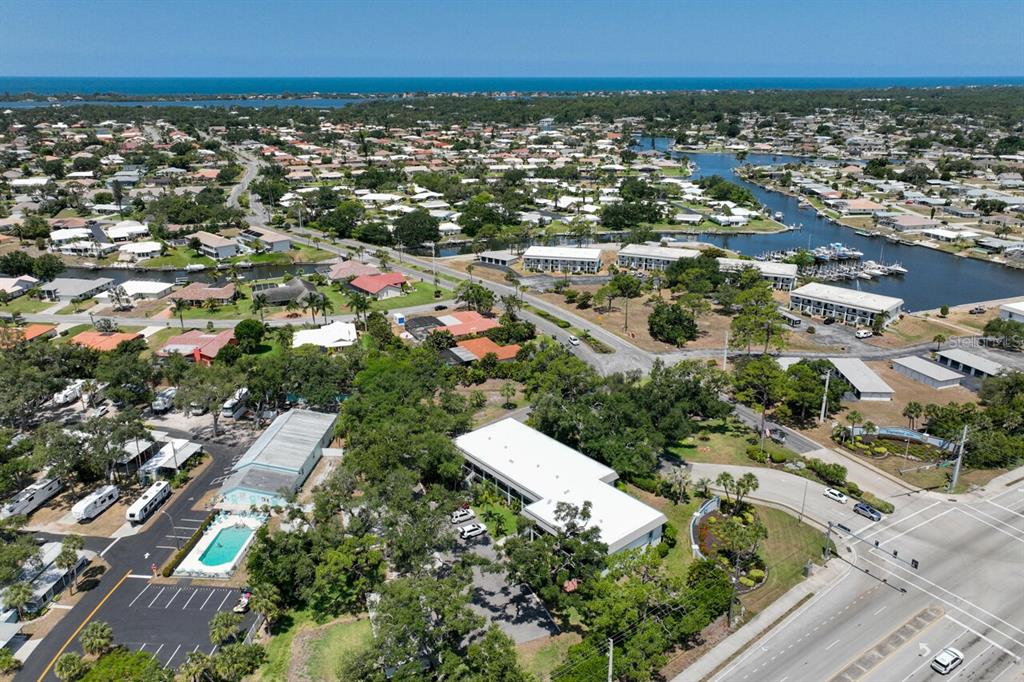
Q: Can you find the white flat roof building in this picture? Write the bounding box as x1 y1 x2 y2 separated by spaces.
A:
891 356 963 389
292 321 358 349
523 245 602 273
617 244 699 271
790 283 903 327
999 301 1024 323
455 419 666 554
717 258 799 290
935 349 1004 378
829 358 895 401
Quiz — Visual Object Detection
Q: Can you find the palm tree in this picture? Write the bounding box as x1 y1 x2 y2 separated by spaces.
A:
80 620 114 656
345 290 371 329
203 298 220 315
3 582 32 620
466 263 475 282
302 296 316 325
249 293 269 322
375 250 391 272
274 324 294 349
933 333 948 350
285 298 300 317
902 401 923 430
57 534 83 593
54 653 87 682
209 610 242 646
316 293 335 322
171 298 191 329
179 651 212 682
249 584 282 632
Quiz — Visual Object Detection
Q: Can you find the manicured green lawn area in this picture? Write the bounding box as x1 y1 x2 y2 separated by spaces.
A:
626 485 701 581
142 327 188 357
56 298 96 315
472 502 520 538
180 301 253 320
670 419 794 468
372 281 450 311
52 324 92 344
518 633 583 681
1 297 53 314
740 506 827 615
259 610 371 682
141 247 215 268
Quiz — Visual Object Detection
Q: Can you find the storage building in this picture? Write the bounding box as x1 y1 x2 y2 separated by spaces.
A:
890 356 963 389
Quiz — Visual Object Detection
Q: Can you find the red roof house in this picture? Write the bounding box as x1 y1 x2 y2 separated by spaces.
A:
349 272 407 299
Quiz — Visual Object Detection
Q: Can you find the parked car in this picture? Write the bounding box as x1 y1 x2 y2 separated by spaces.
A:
233 591 251 614
88 405 109 419
768 427 787 444
931 647 964 675
969 306 986 315
459 523 487 540
854 328 873 339
824 488 848 504
567 335 580 346
434 304 448 311
450 509 474 524
853 501 882 521
823 317 837 325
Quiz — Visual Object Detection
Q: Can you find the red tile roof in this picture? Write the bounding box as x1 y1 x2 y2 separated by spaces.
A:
349 272 406 295
71 330 142 352
437 311 500 337
456 337 520 361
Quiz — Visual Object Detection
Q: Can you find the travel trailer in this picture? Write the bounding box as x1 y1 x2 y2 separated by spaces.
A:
126 481 170 524
72 485 119 522
221 387 249 419
0 478 62 520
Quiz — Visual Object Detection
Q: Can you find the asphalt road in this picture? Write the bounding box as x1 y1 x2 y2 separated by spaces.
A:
16 436 249 682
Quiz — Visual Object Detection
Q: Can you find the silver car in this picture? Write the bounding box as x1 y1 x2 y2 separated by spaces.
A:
930 647 963 675
459 523 487 540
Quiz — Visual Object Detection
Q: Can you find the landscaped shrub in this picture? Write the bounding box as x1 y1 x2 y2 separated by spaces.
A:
162 510 217 577
662 522 678 548
748 568 765 582
769 450 788 464
742 512 755 525
845 481 863 497
861 492 895 514
739 576 755 588
746 445 768 463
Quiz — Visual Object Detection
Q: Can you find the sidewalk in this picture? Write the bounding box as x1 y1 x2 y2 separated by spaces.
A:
674 555 851 682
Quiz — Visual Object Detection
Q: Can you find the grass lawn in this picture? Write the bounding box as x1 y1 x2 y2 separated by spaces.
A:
141 247 215 269
142 327 186 357
56 299 97 315
670 419 795 468
303 618 373 681
1 297 53 314
472 502 520 538
517 633 583 681
627 484 702 580
740 506 826 616
52 324 93 344
373 281 451 311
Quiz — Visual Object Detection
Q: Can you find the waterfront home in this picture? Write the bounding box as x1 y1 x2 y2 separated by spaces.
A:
454 419 666 555
70 330 143 352
326 260 380 282
920 228 980 243
239 226 291 253
348 272 407 299
157 329 236 365
218 409 338 509
167 282 236 306
877 214 941 231
291 320 359 350
832 198 885 215
717 257 799 290
38 277 114 302
789 282 903 327
192 231 238 260
522 245 601 274
104 219 149 242
101 280 174 302
617 244 699 271
0 275 39 299
118 241 163 261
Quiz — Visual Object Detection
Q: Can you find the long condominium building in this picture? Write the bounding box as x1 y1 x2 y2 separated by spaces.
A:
789 282 903 327
522 245 601 273
616 244 699 271
717 258 799 290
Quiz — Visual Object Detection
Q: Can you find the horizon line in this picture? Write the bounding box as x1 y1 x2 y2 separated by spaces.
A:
4 74 1024 80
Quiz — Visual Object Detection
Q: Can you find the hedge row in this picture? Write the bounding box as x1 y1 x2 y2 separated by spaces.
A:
161 510 218 577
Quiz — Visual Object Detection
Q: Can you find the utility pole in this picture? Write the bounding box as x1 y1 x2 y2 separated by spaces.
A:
823 522 833 563
818 370 832 423
799 478 808 522
948 424 968 492
607 637 613 682
723 329 729 371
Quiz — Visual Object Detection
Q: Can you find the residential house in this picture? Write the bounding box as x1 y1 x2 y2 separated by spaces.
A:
157 329 236 365
348 272 407 299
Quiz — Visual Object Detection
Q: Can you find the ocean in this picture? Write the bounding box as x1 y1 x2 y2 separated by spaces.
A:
2 76 1022 96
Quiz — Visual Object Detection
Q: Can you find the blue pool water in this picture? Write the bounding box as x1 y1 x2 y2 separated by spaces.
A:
198 526 253 567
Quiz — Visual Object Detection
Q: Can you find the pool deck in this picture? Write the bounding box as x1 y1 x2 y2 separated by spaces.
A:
174 513 264 579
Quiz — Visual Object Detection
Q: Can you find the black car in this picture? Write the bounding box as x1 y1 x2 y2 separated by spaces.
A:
434 304 448 311
823 317 837 325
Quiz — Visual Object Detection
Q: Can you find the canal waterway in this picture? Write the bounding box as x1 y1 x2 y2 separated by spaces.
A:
634 138 1024 311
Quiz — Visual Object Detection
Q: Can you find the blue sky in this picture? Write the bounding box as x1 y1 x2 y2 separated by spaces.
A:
2 0 1021 77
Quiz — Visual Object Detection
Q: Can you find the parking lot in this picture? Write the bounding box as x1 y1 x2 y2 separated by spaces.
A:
98 580 257 670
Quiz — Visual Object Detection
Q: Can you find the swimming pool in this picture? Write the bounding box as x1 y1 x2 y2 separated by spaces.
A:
199 525 254 567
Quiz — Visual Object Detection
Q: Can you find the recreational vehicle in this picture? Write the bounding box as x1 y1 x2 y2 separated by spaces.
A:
72 485 119 522
53 380 86 407
126 481 170 524
221 388 249 419
0 478 62 520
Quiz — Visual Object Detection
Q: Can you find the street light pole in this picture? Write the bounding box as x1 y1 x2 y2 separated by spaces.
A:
948 424 968 493
160 510 180 550
819 370 832 424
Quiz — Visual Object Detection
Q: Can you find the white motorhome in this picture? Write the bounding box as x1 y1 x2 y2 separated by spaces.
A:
0 478 62 520
72 485 119 522
221 387 249 419
53 380 86 406
126 481 170 524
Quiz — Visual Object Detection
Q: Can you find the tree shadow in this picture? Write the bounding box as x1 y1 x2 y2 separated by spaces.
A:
77 564 107 592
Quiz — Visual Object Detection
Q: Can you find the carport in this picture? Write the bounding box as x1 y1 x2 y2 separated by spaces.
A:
935 349 1004 378
829 358 894 401
890 355 963 389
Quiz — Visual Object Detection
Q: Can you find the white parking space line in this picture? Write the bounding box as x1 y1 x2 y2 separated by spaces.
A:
166 644 182 667
147 587 166 608
182 589 198 610
164 588 183 608
128 585 150 608
153 643 164 657
100 537 120 558
944 615 1019 656
156 545 178 550
992 658 1019 682
947 644 994 681
180 518 206 523
200 590 215 610
872 606 886 616
825 639 841 651
217 591 232 610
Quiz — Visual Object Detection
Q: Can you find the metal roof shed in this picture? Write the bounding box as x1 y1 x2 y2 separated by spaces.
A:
829 358 895 401
935 349 1005 378
891 356 963 389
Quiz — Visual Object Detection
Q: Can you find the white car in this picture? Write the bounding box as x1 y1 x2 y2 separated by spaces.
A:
854 329 873 339
930 647 964 675
459 523 487 540
450 508 474 524
824 488 848 504
567 335 580 346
